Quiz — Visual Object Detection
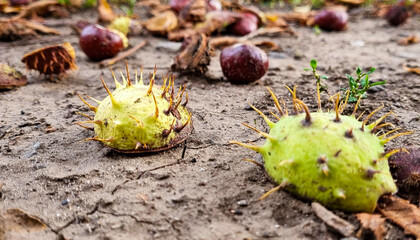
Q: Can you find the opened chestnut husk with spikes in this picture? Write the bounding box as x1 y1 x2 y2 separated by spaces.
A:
231 85 413 213
76 62 192 153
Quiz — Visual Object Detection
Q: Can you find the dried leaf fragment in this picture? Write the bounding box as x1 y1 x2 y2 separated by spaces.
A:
179 0 206 22
312 202 356 237
12 0 61 20
194 10 241 36
0 62 27 90
398 35 419 46
356 213 386 240
172 33 211 74
145 11 178 35
21 42 76 75
378 195 420 238
0 18 59 41
98 0 117 23
403 63 420 75
1 208 47 232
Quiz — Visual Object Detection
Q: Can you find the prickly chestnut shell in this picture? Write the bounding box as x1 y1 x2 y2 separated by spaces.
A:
220 43 268 84
79 24 124 61
386 5 409 26
314 9 348 31
227 12 259 36
389 148 419 188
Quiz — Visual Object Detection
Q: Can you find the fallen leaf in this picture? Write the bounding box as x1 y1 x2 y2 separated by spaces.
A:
378 195 420 238
0 18 59 41
0 62 27 90
312 202 356 237
356 213 386 240
145 11 178 36
209 36 278 52
12 0 61 20
98 0 117 23
179 0 206 22
172 33 211 74
403 63 420 75
2 209 47 232
168 28 197 41
194 10 240 36
398 35 419 46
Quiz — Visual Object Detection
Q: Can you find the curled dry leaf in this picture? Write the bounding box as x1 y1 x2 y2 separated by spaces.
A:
98 0 117 23
378 195 420 238
311 202 356 237
0 208 47 234
278 11 316 26
398 35 419 45
356 213 386 240
0 18 59 41
138 0 171 16
403 63 420 75
168 28 196 41
179 0 206 22
145 11 178 35
209 36 277 52
11 0 61 20
0 63 27 90
172 33 211 74
21 42 76 76
194 10 240 36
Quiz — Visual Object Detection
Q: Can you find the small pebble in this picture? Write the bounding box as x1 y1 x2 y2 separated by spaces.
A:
61 199 70 206
237 200 248 207
190 158 197 163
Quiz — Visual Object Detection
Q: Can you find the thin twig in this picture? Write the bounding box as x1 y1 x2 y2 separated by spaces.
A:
99 40 147 67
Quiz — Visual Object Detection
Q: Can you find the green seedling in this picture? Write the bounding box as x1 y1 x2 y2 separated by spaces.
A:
231 86 412 212
76 63 193 153
304 59 328 93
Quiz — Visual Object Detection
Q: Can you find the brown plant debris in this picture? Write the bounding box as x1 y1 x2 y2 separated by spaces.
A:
11 0 63 20
311 202 356 237
0 208 47 239
179 0 206 22
99 40 147 67
0 63 27 90
98 0 117 23
398 35 419 46
145 10 178 36
356 213 386 240
378 195 420 238
21 42 76 76
403 63 420 75
172 33 211 74
209 36 277 51
0 18 59 41
195 10 240 36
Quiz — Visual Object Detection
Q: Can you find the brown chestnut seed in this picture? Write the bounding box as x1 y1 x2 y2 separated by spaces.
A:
386 5 409 26
79 24 124 61
220 43 268 84
227 12 259 36
170 0 192 13
314 10 348 31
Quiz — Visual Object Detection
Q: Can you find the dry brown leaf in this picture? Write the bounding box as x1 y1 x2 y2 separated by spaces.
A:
179 0 206 22
0 62 27 89
312 202 356 237
403 63 420 75
145 10 178 36
209 36 277 52
265 13 289 28
168 28 197 41
0 18 59 41
12 0 60 20
1 209 47 232
356 213 386 240
378 195 420 238
398 35 419 46
278 11 316 26
195 11 240 36
172 33 211 74
98 0 117 23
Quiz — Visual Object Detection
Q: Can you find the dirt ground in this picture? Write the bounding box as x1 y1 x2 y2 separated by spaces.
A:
0 6 419 240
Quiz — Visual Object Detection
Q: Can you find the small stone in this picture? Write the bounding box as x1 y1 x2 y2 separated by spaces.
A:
61 199 70 206
190 158 197 163
237 200 248 207
33 163 46 170
153 173 170 180
230 209 243 215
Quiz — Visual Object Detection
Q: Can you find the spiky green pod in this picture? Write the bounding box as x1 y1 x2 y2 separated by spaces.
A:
233 88 412 213
77 66 192 153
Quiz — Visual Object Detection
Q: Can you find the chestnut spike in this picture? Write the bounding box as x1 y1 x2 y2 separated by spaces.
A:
340 90 350 114
295 99 311 126
151 92 159 119
164 94 173 115
382 148 409 158
134 69 139 85
174 85 186 110
129 115 144 127
345 128 353 138
280 98 288 116
379 128 401 139
74 120 102 125
135 142 141 150
101 76 118 106
82 137 113 143
175 113 191 132
87 95 101 104
182 92 189 107
161 73 169 90
351 95 363 117
125 60 132 86
369 111 394 130
139 66 144 85
76 111 93 120
110 68 122 89
269 110 281 121
371 123 394 133
230 141 261 153
321 164 329 176
334 189 346 199
267 87 284 116
361 104 384 131
333 93 340 122
285 85 300 114
259 181 288 201
356 110 366 121
74 123 93 130
119 70 128 87
147 74 155 96
279 159 295 166
381 131 414 144
77 93 97 112
242 123 276 141
162 119 176 137
242 158 264 169
316 83 322 112
248 103 275 129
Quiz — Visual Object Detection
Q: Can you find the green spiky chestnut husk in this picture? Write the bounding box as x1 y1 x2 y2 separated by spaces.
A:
78 67 192 153
233 89 408 213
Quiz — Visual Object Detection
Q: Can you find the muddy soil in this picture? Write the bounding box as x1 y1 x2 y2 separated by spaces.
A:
0 7 419 240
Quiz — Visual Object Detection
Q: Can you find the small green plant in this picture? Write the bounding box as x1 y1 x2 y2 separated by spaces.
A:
342 67 386 103
304 59 328 93
313 25 321 35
